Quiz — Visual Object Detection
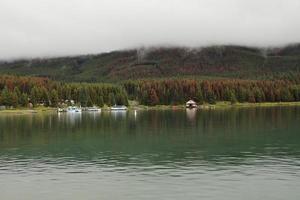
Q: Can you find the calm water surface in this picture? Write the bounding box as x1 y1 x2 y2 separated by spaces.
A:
0 107 300 200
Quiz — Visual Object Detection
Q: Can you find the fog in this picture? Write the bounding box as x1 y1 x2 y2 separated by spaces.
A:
0 0 300 59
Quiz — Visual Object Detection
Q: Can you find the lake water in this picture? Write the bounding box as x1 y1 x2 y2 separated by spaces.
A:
0 107 300 200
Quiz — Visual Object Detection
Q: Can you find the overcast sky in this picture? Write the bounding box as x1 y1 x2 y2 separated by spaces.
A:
0 0 300 59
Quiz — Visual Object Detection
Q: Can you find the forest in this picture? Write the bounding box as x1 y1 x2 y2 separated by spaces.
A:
0 75 128 108
1 75 300 107
123 79 300 106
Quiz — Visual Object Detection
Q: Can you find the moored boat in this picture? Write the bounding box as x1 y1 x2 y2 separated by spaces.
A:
85 107 101 112
110 105 127 111
67 106 82 113
57 108 65 112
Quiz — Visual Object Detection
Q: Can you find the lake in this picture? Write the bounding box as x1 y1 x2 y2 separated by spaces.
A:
0 107 300 200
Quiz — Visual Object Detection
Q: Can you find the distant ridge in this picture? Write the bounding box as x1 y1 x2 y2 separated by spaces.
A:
0 44 300 82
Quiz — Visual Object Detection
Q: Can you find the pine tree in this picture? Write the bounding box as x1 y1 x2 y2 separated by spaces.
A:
87 96 93 107
11 91 18 108
41 87 50 106
280 88 294 102
224 88 232 101
13 87 22 106
149 89 159 106
107 93 116 106
291 86 300 101
50 89 59 107
1 86 11 106
196 88 204 105
229 91 237 104
78 87 86 106
30 87 39 106
98 96 104 107
237 87 247 102
20 93 29 107
248 91 256 103
207 91 216 105
254 88 265 103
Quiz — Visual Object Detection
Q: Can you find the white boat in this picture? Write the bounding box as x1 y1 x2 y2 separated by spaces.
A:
86 107 101 112
67 106 82 113
111 105 127 111
57 108 64 112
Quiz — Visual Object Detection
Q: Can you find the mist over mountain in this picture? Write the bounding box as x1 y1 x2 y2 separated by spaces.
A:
1 44 300 82
1 0 300 59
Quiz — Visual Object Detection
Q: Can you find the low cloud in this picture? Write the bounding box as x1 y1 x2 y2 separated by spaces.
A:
0 0 300 59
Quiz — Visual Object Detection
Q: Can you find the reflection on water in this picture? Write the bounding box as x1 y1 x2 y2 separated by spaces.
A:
57 112 82 126
0 107 300 200
110 110 128 120
186 108 197 122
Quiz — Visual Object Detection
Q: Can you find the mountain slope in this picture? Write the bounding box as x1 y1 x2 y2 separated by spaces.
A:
1 45 300 82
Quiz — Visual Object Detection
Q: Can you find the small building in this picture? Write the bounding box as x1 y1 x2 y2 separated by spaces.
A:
28 103 33 108
186 100 197 108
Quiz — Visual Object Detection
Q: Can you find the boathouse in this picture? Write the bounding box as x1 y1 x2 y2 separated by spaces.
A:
186 100 197 108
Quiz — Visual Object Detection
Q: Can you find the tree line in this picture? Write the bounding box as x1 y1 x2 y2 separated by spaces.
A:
0 75 128 108
1 75 300 108
123 79 300 105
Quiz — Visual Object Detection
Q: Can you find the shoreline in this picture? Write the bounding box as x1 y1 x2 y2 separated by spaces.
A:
132 101 300 110
1 101 300 115
0 107 56 115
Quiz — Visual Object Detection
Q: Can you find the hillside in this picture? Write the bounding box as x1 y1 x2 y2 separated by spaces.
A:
1 45 300 82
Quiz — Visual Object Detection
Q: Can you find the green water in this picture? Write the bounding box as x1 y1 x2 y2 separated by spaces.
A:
0 107 300 200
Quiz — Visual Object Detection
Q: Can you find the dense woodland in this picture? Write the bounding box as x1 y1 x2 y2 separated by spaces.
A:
0 75 300 108
0 75 128 108
123 79 300 106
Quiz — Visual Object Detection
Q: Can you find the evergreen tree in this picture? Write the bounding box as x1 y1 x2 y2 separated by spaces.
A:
207 91 216 104
196 88 204 105
98 96 104 107
50 89 59 107
13 87 22 106
87 96 93 107
148 89 159 106
41 87 50 106
280 88 294 102
139 90 148 105
224 88 232 101
1 87 11 106
11 91 18 108
78 87 89 106
30 87 39 106
229 91 237 104
237 87 247 102
291 86 300 101
107 93 116 106
254 88 265 103
248 91 256 103
20 93 29 107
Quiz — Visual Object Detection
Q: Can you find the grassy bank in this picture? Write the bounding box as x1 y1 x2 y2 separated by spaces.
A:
212 101 300 109
0 107 56 115
129 101 300 110
1 101 300 115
